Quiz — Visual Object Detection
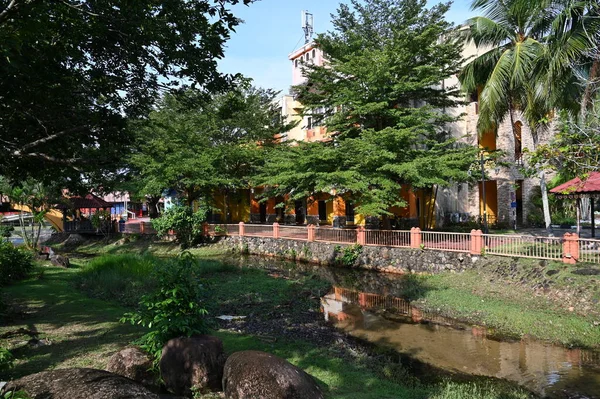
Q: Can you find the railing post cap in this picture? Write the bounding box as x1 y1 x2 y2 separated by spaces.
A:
239 221 244 225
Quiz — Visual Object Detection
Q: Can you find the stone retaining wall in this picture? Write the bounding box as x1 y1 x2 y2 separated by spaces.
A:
217 236 476 274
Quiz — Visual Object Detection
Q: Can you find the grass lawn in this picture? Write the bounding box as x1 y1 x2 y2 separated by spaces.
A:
1 258 531 399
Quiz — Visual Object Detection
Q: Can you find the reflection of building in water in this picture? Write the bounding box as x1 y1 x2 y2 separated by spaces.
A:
321 286 600 398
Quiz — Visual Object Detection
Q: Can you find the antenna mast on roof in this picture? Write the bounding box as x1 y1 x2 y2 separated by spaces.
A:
301 10 314 44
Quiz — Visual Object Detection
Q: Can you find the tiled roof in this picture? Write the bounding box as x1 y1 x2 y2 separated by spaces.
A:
550 172 600 196
56 194 113 209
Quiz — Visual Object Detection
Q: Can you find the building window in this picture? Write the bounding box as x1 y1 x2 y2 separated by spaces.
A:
312 49 316 59
306 116 313 130
294 59 298 67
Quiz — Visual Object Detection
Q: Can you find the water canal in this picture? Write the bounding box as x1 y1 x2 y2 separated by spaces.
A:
227 255 600 398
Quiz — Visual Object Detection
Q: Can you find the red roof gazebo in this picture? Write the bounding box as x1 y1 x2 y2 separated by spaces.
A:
550 172 600 238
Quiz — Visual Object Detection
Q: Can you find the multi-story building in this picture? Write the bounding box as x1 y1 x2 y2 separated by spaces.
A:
210 38 554 229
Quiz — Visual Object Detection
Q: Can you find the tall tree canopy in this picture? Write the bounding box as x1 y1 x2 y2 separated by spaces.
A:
0 0 251 189
258 0 476 217
130 86 294 205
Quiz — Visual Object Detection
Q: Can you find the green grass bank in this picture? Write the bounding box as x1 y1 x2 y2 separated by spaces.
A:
0 255 532 399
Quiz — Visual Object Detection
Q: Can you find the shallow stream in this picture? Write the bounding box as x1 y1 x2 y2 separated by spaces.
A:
230 255 600 398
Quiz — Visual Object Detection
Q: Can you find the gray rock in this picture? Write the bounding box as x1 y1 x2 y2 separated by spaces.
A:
106 347 158 391
222 350 324 399
160 335 226 396
50 254 70 268
2 368 159 399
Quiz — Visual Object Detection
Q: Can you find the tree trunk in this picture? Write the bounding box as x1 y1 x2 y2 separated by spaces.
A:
539 170 552 233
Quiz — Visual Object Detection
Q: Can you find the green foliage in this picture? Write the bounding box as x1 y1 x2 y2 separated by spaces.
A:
91 209 113 236
0 0 251 187
151 205 208 248
335 244 363 267
1 390 30 399
0 178 60 249
258 0 476 217
529 103 600 178
0 347 14 371
0 225 14 241
0 242 34 287
129 87 295 204
120 253 210 365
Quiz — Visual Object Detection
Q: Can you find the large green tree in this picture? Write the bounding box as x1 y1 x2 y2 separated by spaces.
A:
459 0 599 231
258 0 476 219
130 86 293 207
0 0 251 189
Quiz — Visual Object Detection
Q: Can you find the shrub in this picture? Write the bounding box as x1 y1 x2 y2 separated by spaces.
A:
0 241 34 286
152 205 208 248
335 244 363 267
121 252 210 364
0 347 14 371
0 225 14 241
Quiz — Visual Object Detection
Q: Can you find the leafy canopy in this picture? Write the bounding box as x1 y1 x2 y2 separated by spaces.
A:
0 0 251 189
130 86 294 204
258 0 477 216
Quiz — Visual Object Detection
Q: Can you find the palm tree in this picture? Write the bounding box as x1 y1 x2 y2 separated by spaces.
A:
459 0 599 232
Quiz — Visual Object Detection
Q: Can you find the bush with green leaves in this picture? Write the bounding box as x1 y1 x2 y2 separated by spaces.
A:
152 205 208 248
335 244 363 267
120 252 210 364
0 242 34 286
0 225 14 241
0 347 14 371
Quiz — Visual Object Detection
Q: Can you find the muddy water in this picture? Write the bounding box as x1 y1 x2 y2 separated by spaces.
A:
229 256 600 398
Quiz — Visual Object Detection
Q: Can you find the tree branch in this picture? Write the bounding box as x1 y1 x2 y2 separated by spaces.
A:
0 0 20 24
12 126 88 155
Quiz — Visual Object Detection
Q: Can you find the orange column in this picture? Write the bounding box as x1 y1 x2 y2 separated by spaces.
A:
470 229 483 255
410 227 422 248
562 233 579 264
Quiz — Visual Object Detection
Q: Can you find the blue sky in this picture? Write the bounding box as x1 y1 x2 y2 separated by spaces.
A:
218 0 476 93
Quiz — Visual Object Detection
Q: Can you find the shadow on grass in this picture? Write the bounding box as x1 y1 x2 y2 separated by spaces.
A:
0 266 142 379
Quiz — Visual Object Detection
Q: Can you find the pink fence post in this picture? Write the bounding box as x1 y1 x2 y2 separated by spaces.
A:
357 226 366 245
239 222 245 237
307 224 315 242
410 227 422 248
140 222 145 234
562 233 579 264
470 229 483 255
203 222 209 237
273 222 280 239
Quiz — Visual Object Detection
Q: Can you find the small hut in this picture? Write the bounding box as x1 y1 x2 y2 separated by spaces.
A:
550 172 600 238
56 194 113 233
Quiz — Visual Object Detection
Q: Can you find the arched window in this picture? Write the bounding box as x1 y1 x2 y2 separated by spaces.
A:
312 49 316 59
294 59 298 67
514 121 523 164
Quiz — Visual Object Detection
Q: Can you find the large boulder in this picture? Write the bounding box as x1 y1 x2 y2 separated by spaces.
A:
1 368 160 399
160 335 226 396
222 351 324 399
106 347 158 391
50 254 70 268
63 233 85 248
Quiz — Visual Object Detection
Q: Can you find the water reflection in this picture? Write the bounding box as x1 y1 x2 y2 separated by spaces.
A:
224 256 600 398
322 287 600 398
